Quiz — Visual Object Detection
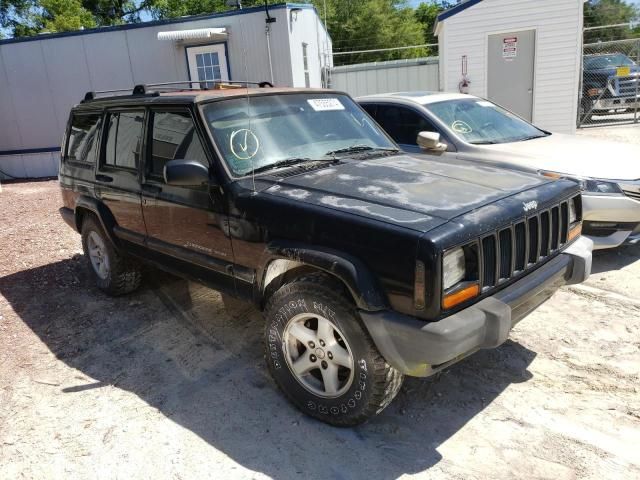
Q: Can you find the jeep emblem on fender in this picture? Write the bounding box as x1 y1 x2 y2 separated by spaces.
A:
523 200 538 212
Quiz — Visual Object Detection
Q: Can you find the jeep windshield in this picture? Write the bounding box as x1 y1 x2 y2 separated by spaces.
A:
202 93 397 176
427 98 549 145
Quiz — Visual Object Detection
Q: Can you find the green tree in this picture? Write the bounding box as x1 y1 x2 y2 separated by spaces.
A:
38 0 95 32
150 0 266 19
1 0 35 35
584 0 640 42
414 1 453 45
310 0 427 65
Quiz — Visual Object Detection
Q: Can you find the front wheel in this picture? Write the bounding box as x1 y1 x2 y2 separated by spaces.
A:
264 274 403 426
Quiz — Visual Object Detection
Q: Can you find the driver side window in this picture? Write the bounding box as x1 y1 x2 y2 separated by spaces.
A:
148 110 209 179
376 105 438 146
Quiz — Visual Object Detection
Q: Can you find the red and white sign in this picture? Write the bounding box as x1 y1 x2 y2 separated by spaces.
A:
503 36 518 59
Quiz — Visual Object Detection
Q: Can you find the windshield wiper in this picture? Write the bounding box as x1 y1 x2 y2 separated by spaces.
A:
324 145 400 156
247 157 336 175
470 140 498 145
517 134 548 142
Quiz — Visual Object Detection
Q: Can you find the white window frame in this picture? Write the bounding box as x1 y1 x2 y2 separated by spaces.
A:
302 43 310 88
186 44 230 87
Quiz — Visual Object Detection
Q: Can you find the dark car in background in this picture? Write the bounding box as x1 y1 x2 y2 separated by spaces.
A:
581 53 640 119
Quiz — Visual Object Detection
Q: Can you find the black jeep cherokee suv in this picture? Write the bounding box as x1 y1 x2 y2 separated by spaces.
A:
59 84 592 426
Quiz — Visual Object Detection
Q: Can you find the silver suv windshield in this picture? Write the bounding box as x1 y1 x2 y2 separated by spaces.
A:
427 98 549 145
202 93 396 176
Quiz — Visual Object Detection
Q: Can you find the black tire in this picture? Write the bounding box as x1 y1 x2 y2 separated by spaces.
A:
264 273 403 427
81 215 142 296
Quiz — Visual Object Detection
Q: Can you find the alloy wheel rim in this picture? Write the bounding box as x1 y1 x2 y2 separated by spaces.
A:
283 313 355 398
87 231 110 280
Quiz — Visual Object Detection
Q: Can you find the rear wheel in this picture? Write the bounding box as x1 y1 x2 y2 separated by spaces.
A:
264 273 403 426
81 216 141 295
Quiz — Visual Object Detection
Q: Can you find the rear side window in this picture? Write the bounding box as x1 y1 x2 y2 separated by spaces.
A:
104 111 145 169
66 114 102 164
148 110 209 178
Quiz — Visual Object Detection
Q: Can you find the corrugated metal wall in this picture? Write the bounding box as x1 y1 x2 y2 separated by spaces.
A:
0 4 329 179
330 57 439 98
438 0 583 133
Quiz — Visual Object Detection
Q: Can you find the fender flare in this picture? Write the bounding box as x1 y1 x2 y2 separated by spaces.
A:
74 196 120 247
258 240 388 311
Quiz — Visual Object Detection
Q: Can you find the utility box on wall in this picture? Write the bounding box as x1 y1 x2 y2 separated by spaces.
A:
435 0 585 133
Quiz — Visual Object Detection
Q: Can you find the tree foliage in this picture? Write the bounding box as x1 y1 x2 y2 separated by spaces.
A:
584 0 640 42
414 1 453 45
312 0 427 65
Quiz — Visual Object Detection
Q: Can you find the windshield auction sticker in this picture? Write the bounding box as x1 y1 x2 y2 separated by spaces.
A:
307 98 345 111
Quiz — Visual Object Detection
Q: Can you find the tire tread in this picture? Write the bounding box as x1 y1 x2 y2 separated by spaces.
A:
264 272 403 426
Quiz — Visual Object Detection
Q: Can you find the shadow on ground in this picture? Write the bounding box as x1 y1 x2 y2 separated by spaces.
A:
591 242 640 274
1 257 537 479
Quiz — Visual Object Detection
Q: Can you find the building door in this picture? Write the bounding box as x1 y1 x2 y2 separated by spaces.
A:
487 30 536 121
186 44 229 87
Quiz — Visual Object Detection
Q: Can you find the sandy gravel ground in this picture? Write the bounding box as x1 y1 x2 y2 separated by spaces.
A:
0 179 639 480
576 123 640 145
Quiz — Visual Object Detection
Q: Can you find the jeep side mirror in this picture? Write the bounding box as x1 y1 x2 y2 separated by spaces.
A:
164 159 210 187
417 131 447 153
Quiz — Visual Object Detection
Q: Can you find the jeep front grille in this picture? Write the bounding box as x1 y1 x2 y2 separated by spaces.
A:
480 200 572 290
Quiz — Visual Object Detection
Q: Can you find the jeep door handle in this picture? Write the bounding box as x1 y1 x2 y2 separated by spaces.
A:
96 174 113 183
142 184 162 194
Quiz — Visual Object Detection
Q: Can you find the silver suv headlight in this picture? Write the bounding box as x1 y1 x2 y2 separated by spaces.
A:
581 179 622 195
443 248 466 291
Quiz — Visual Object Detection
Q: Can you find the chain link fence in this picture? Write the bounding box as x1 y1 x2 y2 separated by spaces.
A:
579 38 640 127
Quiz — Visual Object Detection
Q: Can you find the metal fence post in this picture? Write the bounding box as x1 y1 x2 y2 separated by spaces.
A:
635 39 639 124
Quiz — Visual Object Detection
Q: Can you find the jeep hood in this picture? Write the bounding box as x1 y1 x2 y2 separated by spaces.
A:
475 133 640 181
261 155 552 232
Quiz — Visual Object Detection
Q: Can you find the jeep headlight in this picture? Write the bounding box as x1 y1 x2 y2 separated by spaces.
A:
443 248 466 291
568 197 577 224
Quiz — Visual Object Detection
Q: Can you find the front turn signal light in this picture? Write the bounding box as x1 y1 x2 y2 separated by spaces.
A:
568 223 582 242
442 283 480 310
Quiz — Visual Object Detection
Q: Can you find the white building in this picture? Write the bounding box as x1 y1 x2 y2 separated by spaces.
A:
436 0 585 133
0 3 331 179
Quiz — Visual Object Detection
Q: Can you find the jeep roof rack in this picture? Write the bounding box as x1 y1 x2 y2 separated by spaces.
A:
81 80 274 103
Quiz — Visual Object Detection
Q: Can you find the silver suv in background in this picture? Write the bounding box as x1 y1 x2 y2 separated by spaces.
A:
358 92 640 250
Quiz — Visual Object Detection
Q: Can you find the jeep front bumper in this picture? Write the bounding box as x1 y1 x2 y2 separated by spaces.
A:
359 236 593 377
